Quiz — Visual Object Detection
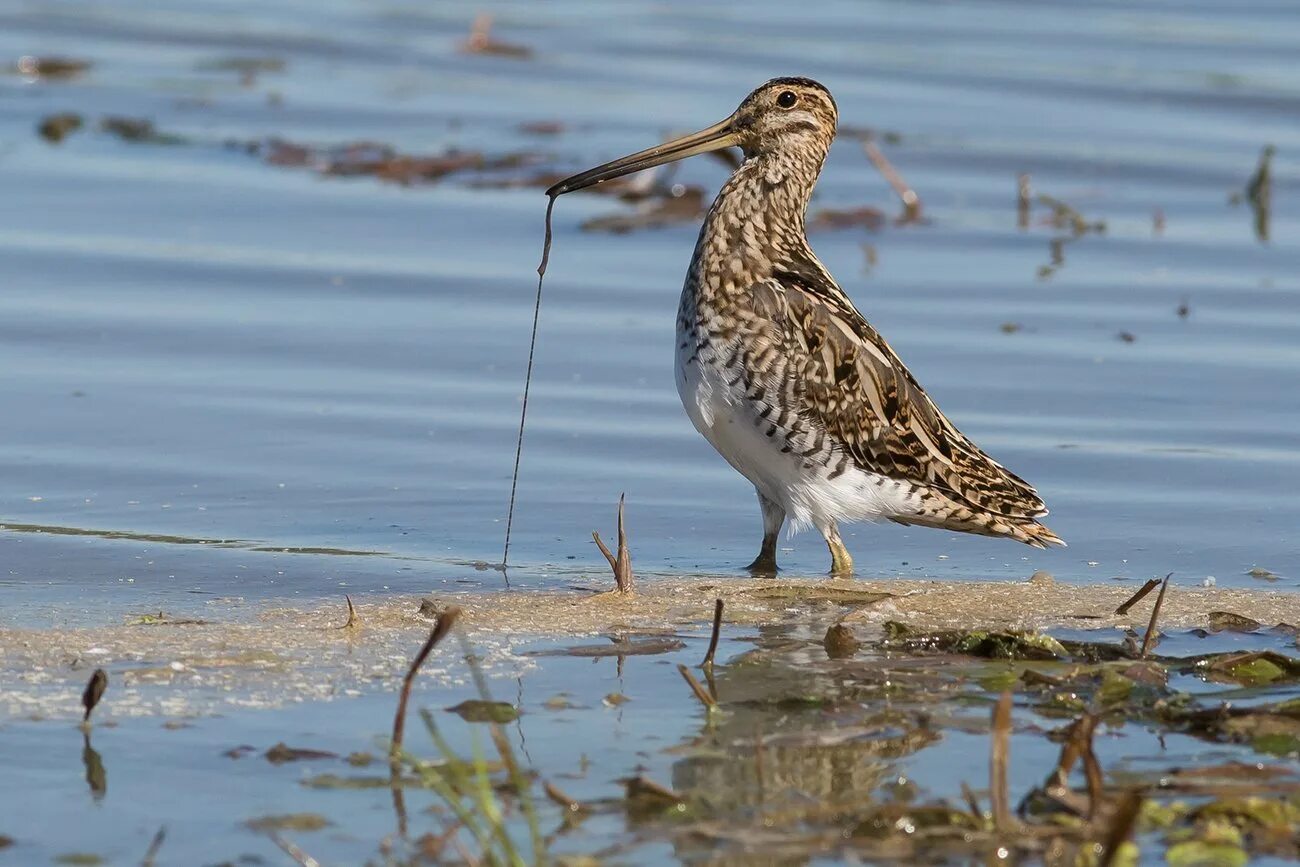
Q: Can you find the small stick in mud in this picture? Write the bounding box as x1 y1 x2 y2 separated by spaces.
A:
677 663 716 710
591 494 633 594
1140 573 1172 658
337 594 359 629
701 598 723 668
1098 790 1144 867
863 138 922 224
81 667 107 726
990 691 1013 832
1114 576 1163 615
502 195 557 572
268 832 322 867
391 607 462 762
140 826 166 867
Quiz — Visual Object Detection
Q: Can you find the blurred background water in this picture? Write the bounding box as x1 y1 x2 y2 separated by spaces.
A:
2 0 1298 623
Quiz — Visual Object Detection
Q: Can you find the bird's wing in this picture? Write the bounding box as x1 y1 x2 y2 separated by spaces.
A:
750 270 1047 520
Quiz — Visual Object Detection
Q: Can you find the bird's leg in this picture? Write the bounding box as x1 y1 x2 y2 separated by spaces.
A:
745 491 785 575
820 522 854 578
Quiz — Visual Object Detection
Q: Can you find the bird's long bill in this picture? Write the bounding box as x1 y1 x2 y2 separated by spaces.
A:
546 116 738 197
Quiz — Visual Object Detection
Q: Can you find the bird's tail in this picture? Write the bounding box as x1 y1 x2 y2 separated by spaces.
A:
889 512 1066 549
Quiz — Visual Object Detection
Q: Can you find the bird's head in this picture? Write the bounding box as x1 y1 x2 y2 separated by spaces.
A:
547 77 838 196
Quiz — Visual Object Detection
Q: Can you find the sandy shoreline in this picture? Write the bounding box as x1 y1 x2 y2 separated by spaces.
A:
2 575 1296 719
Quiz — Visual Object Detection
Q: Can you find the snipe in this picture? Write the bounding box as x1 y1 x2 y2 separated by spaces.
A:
549 78 1063 577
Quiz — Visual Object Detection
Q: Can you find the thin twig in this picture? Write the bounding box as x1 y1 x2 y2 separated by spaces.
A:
677 663 716 709
990 691 1013 832
1140 574 1172 658
1017 173 1032 229
591 493 633 594
544 781 585 814
1099 790 1144 867
1048 717 1084 789
268 832 322 867
961 781 983 823
392 607 462 762
140 826 166 867
81 668 108 725
502 195 557 572
863 138 921 223
338 594 359 629
391 775 409 839
701 598 723 668
1115 577 1163 615
1078 714 1103 820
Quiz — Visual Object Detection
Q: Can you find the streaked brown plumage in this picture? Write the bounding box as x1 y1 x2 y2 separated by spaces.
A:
550 77 1063 576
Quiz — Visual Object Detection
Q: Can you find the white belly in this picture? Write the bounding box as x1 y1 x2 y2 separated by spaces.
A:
674 341 919 533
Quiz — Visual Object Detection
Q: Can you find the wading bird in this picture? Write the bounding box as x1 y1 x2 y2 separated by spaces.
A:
548 78 1063 576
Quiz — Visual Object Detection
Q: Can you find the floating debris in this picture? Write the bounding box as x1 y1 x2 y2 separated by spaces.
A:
9 56 91 79
621 775 684 816
446 700 520 723
807 206 885 232
264 743 338 764
99 116 186 145
246 813 332 833
1033 192 1106 280
460 13 533 59
519 120 565 136
525 636 685 658
37 112 83 144
883 623 1067 660
1208 611 1264 633
580 187 705 233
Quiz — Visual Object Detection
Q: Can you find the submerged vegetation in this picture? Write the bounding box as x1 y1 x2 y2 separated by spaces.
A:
55 579 1284 866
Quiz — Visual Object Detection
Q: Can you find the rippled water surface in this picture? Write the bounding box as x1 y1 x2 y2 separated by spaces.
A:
3 0 1299 609
2 3 1299 861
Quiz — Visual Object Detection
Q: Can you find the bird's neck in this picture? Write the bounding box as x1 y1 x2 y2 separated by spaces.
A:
689 152 824 300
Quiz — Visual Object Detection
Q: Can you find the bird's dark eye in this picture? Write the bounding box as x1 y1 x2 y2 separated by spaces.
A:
776 90 798 109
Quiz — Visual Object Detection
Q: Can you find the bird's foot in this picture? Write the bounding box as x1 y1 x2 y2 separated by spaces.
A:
827 540 854 579
745 536 779 577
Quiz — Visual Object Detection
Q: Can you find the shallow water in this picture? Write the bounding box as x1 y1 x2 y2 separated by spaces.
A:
2 0 1299 863
3 614 1298 864
2 0 1298 608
